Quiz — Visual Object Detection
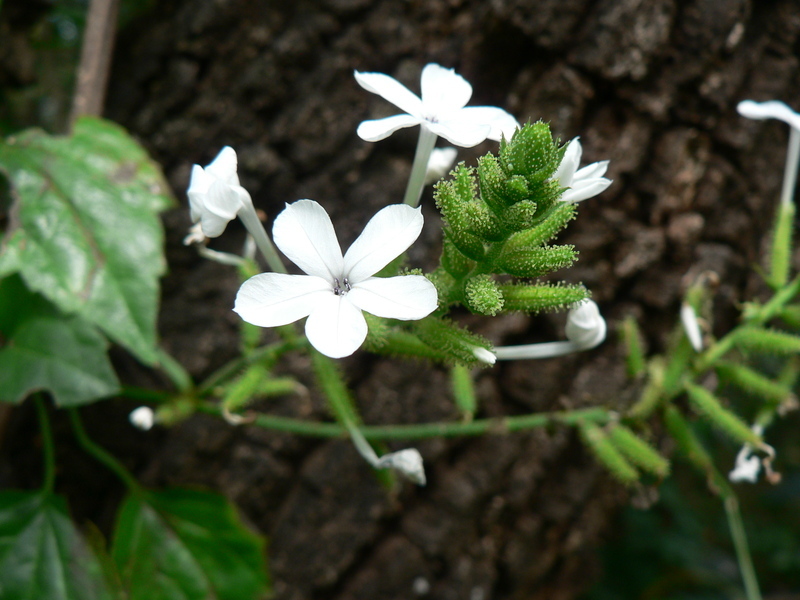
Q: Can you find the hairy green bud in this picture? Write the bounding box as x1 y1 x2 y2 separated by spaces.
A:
496 245 577 278
715 360 794 405
684 382 763 446
464 201 504 241
608 424 670 478
465 274 505 316
450 363 477 418
414 316 494 366
503 202 576 252
734 326 800 355
499 282 589 313
579 421 639 485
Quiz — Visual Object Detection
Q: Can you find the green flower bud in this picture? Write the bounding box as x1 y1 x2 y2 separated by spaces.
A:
465 274 504 316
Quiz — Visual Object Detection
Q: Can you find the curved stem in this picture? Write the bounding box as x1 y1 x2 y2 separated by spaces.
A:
196 402 610 440
34 396 56 495
403 127 438 207
68 408 142 494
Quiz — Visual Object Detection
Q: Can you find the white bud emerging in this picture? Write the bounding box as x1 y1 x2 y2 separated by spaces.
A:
680 303 704 352
565 300 607 350
424 147 458 184
376 448 426 486
129 406 155 431
471 346 497 365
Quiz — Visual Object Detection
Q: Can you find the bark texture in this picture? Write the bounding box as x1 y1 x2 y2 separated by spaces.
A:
5 0 800 598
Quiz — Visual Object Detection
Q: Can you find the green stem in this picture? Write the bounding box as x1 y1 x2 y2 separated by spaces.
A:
196 402 610 440
238 202 287 273
724 494 763 600
747 273 800 326
34 396 56 495
68 408 142 494
403 127 438 207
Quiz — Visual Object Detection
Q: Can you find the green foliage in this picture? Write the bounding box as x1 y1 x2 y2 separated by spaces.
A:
0 276 119 406
0 117 173 366
112 490 269 600
0 491 113 600
607 424 670 478
413 316 494 366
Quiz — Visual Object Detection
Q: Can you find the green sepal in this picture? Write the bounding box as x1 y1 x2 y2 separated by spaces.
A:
414 316 494 366
464 201 504 241
663 405 715 473
222 364 268 413
768 200 794 289
607 424 670 478
464 274 504 316
435 170 485 261
684 382 762 447
496 244 577 278
578 421 639 485
620 316 646 378
627 358 665 419
440 235 475 279
450 363 477 419
476 154 512 214
499 121 563 190
714 360 794 405
499 281 589 313
502 202 576 252
501 199 538 232
734 326 800 355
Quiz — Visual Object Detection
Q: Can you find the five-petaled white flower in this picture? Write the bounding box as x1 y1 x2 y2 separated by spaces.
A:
355 63 519 147
554 137 612 203
234 200 438 358
187 146 252 237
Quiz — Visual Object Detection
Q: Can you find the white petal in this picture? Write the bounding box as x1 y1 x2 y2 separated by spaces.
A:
234 273 331 327
357 114 422 142
680 303 704 352
560 177 612 203
737 100 800 131
457 106 520 141
204 146 240 187
343 204 424 282
196 180 245 237
305 295 368 358
187 165 212 222
425 147 458 184
348 275 438 320
420 63 472 114
426 119 492 148
554 137 582 186
273 200 344 280
129 407 155 431
354 70 424 117
574 160 609 180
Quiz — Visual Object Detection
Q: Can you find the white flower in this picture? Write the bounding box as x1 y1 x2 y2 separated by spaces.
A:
234 200 438 358
376 448 426 485
424 147 458 185
737 99 800 130
554 137 612 203
471 346 497 365
187 146 252 237
680 303 704 352
355 63 519 147
129 406 155 431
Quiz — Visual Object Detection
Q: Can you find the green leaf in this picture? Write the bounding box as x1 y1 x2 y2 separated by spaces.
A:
112 489 269 600
0 117 173 365
0 491 112 600
0 275 119 406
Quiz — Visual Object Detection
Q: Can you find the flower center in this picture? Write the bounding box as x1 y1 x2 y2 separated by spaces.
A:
333 277 352 296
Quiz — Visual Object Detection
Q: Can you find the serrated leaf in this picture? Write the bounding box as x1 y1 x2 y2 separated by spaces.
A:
0 275 119 406
0 117 173 365
112 489 269 600
0 491 113 600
